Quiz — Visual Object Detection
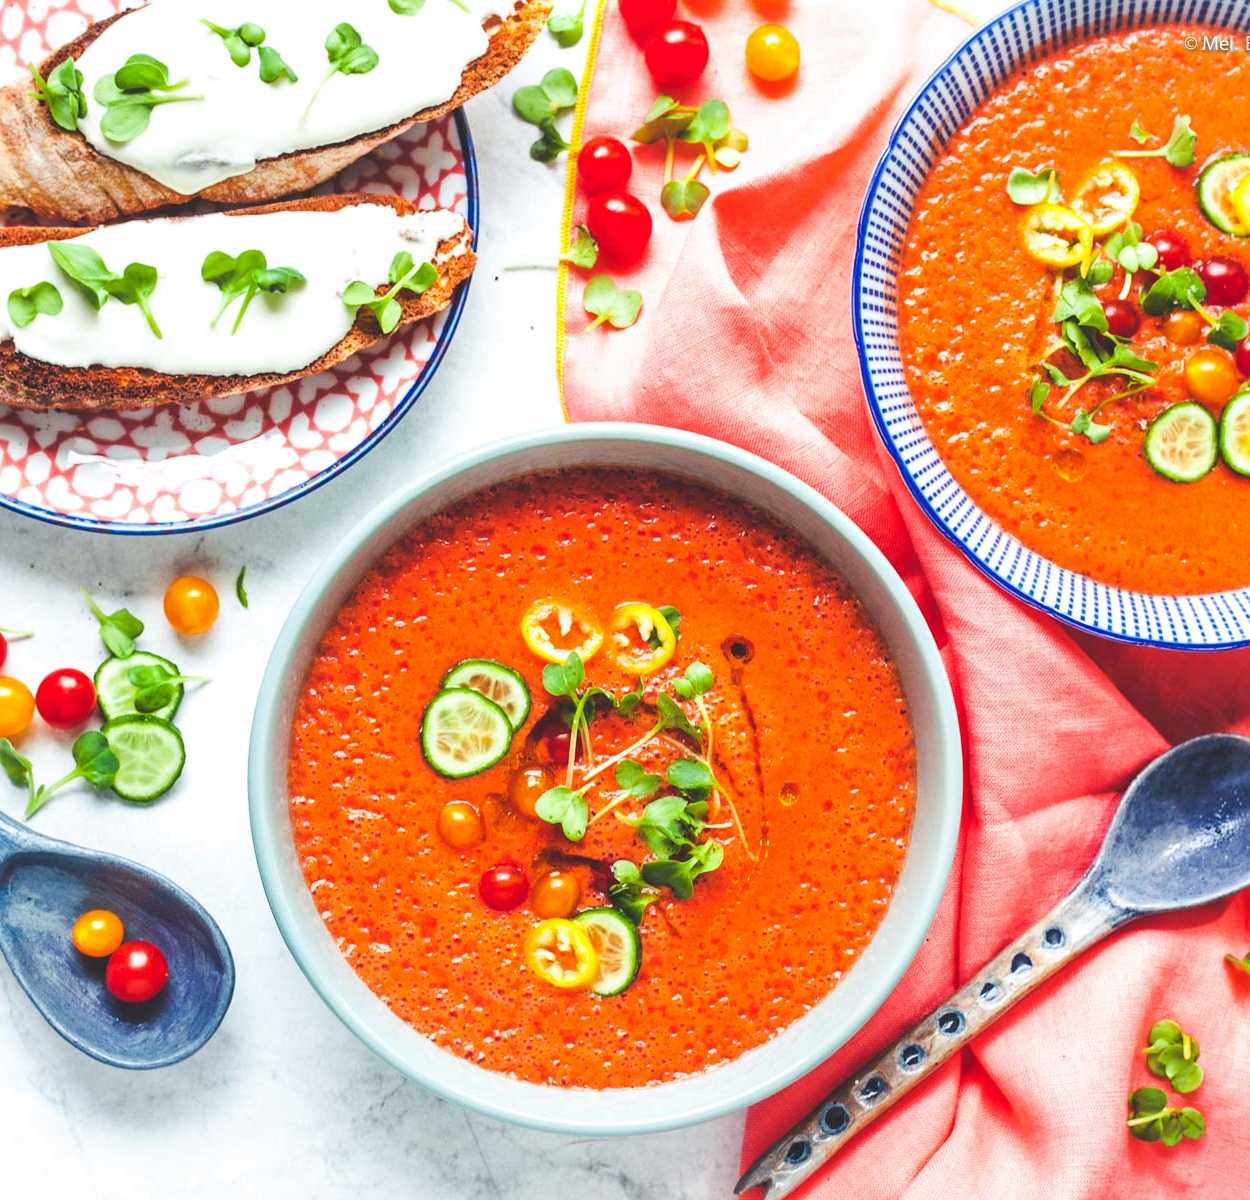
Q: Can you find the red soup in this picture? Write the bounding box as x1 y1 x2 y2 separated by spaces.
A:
288 469 915 1088
899 26 1250 594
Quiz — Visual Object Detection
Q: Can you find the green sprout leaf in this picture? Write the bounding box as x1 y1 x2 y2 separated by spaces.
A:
1143 1019 1204 1093
1071 409 1112 445
542 651 585 699
0 738 35 811
49 242 163 337
1226 949 1250 976
84 593 144 659
203 248 305 334
343 253 435 334
1114 114 1196 168
1141 266 1206 316
535 784 588 841
561 225 598 269
583 275 642 331
513 69 578 162
1006 166 1057 206
1028 378 1051 414
1207 310 1249 352
632 94 693 144
609 859 660 923
25 730 120 820
7 281 63 329
672 661 713 700
661 177 710 220
29 56 88 132
1129 119 1152 144
1127 1086 1205 1147
615 759 661 801
655 692 700 742
306 23 378 114
640 840 723 900
548 1 587 47
93 53 202 143
235 565 249 608
126 664 207 714
201 19 266 68
257 45 298 84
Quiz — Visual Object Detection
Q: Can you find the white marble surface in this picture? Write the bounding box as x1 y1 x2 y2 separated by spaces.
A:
0 15 744 1200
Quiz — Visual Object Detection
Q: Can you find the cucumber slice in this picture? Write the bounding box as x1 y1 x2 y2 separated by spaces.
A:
1145 402 1218 483
102 715 186 804
440 659 531 732
1220 390 1250 476
574 907 642 996
94 652 183 721
1197 152 1250 236
420 688 512 779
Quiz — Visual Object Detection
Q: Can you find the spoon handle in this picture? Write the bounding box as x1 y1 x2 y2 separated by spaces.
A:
0 810 36 860
735 885 1129 1198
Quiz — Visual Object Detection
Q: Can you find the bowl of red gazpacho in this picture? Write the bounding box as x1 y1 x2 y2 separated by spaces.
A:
249 425 961 1132
857 0 1250 646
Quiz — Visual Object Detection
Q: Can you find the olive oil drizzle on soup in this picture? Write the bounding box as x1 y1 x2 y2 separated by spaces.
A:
898 27 1250 594
289 470 915 1088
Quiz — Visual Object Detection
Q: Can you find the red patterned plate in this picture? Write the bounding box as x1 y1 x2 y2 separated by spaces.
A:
0 1 476 535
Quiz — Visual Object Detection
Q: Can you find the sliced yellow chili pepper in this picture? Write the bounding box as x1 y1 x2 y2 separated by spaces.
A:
520 598 603 664
1070 160 1140 236
606 602 676 676
523 918 599 990
1232 173 1250 237
1021 204 1094 270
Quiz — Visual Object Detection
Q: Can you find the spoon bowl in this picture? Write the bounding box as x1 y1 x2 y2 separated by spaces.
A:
1091 733 1250 914
0 813 233 1069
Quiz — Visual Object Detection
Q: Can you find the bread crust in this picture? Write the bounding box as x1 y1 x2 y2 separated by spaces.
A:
0 0 549 222
0 192 476 412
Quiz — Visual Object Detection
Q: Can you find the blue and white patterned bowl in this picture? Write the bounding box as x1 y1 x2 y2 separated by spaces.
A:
854 0 1250 650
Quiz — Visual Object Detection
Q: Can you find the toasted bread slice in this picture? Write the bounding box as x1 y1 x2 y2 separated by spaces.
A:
0 0 549 223
0 192 475 413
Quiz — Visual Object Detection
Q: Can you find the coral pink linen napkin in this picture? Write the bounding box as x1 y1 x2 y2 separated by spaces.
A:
562 1 1250 1195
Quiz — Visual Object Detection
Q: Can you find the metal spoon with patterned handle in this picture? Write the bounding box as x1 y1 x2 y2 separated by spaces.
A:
737 733 1250 1198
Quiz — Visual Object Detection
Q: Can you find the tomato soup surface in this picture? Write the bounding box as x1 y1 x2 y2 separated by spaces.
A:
288 469 916 1088
898 26 1250 594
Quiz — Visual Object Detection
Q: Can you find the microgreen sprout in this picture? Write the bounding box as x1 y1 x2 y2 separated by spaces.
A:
1127 1087 1205 1146
608 860 660 923
202 249 306 334
84 592 144 659
1143 1019 1204 1094
127 664 209 714
390 0 472 12
343 252 437 335
503 227 598 273
94 54 203 143
7 281 62 329
29 57 87 133
0 627 32 641
1006 165 1059 206
1101 223 1159 299
582 275 642 331
1 731 120 820
201 19 266 67
1226 949 1250 977
512 68 578 163
49 242 163 338
236 566 249 608
1113 114 1196 168
548 0 587 47
306 23 378 116
633 95 746 218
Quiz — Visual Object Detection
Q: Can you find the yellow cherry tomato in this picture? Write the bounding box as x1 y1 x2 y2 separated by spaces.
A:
1021 204 1094 270
0 676 35 738
437 800 484 849
520 598 603 665
164 576 220 635
532 871 581 919
1070 160 1140 236
606 603 676 676
509 766 552 818
523 918 598 990
72 909 125 958
745 24 800 83
1165 310 1205 346
1184 347 1240 405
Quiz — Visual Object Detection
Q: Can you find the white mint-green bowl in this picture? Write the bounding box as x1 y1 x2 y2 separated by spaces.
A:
248 424 963 1135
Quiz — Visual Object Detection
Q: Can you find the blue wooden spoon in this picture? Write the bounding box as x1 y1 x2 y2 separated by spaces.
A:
739 732 1250 1197
0 811 234 1069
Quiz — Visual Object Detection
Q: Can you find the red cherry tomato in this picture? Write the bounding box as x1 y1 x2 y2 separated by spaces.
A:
644 21 710 89
1196 256 1250 307
35 668 96 728
1236 339 1250 375
1148 229 1191 272
1102 299 1140 339
578 137 633 195
586 192 653 266
0 633 6 673
479 862 528 911
619 0 675 43
105 941 169 1004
